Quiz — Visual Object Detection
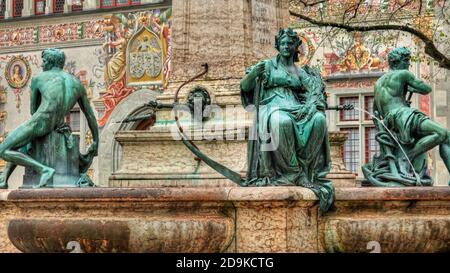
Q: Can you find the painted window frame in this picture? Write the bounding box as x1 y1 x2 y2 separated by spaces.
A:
337 94 380 176
34 0 46 15
0 0 6 18
13 0 24 18
53 0 65 13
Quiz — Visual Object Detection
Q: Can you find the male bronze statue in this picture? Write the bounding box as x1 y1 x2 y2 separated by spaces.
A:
363 47 450 186
0 48 99 188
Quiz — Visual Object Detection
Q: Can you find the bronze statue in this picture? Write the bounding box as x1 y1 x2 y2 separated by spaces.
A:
240 28 334 211
116 29 336 211
0 48 99 189
363 47 450 186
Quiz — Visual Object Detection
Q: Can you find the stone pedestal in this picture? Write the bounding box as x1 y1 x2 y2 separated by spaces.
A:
326 131 357 187
23 131 81 188
112 129 357 188
111 128 247 187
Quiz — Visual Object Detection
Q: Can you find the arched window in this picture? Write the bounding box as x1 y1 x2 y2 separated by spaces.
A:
35 0 46 15
13 0 24 17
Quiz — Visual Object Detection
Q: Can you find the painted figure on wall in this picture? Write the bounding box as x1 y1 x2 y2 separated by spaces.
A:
104 29 127 84
98 8 172 127
0 48 99 189
4 55 31 89
12 65 24 85
323 32 388 76
240 28 334 212
362 47 450 186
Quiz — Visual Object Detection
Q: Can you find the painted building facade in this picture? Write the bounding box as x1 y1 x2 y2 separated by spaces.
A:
0 0 448 188
0 0 173 187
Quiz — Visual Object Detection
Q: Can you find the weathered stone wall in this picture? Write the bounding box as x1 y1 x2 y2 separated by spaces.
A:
168 0 288 83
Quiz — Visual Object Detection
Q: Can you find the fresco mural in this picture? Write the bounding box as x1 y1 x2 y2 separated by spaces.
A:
0 20 104 48
295 30 317 66
0 84 7 169
4 56 31 89
98 7 172 127
0 54 39 112
323 32 390 76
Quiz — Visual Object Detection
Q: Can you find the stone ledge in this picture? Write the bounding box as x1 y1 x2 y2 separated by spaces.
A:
3 186 450 202
1 186 450 253
3 186 318 202
0 190 12 201
335 187 450 201
115 128 250 143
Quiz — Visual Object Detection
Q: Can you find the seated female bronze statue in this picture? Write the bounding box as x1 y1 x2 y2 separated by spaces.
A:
240 28 334 211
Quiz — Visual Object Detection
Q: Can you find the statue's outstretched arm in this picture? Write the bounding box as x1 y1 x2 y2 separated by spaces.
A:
405 71 432 94
78 86 99 156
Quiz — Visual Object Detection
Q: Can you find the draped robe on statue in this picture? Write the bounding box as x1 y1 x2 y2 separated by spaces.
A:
240 55 334 211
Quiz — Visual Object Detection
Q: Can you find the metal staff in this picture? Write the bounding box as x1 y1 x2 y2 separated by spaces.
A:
173 63 244 185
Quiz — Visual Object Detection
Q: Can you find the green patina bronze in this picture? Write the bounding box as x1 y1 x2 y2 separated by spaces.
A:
0 48 99 188
240 28 334 212
362 47 450 186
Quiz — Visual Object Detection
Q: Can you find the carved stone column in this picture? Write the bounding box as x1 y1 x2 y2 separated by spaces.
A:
4 0 12 18
326 131 357 187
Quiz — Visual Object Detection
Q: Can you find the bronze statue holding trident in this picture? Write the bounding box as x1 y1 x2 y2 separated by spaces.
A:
363 47 450 186
0 48 99 189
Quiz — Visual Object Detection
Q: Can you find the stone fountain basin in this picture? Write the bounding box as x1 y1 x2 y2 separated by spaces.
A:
1 187 450 253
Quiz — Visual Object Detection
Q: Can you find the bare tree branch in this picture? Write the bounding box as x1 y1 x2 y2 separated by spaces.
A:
295 0 327 7
290 10 450 70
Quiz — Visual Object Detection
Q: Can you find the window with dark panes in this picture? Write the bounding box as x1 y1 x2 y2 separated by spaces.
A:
66 110 81 133
53 0 65 13
339 96 359 121
0 0 6 18
13 0 24 17
336 93 379 177
364 95 375 120
365 127 380 163
340 127 360 173
116 0 129 5
71 2 83 12
71 5 83 11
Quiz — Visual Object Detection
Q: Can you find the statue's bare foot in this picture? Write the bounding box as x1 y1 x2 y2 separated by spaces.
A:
34 168 55 188
0 177 7 189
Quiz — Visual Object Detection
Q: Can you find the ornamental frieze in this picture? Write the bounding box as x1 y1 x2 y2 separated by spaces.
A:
0 19 105 49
